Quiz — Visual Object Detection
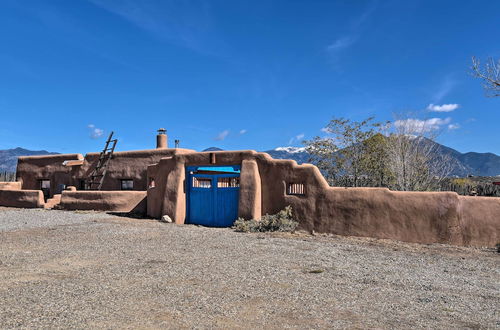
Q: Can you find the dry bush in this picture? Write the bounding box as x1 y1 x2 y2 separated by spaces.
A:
233 206 299 233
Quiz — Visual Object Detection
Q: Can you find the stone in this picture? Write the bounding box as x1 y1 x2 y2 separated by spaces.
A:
161 215 173 223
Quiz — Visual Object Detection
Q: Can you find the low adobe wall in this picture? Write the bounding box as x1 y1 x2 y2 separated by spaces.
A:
0 182 22 190
60 191 147 213
147 150 500 247
459 196 500 247
0 189 45 208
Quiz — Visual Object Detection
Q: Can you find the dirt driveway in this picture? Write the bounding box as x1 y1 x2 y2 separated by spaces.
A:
0 208 498 329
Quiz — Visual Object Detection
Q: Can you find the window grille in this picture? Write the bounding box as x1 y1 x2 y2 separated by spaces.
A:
217 177 240 188
193 177 211 188
287 183 305 195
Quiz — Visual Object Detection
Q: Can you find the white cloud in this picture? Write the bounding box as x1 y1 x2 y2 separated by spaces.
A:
87 124 104 139
427 103 459 112
394 117 451 133
214 130 229 141
326 36 356 53
289 133 305 145
320 127 330 133
326 2 376 57
239 129 247 135
432 76 458 102
448 123 460 130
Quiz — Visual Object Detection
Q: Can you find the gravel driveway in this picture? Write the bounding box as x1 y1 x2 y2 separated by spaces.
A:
0 208 498 329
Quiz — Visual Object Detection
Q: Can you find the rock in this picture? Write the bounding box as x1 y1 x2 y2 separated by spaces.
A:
161 215 173 223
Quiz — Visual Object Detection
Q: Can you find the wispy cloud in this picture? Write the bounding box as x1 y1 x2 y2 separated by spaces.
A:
394 118 452 133
87 124 104 139
432 76 458 103
214 130 229 141
327 36 356 53
239 129 247 135
448 123 460 130
288 133 305 145
87 0 226 56
427 103 460 112
326 1 377 59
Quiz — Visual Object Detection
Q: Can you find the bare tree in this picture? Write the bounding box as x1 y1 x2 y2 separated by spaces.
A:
385 115 454 191
471 56 500 97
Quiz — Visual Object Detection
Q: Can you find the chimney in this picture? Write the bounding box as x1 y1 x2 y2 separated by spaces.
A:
156 128 168 149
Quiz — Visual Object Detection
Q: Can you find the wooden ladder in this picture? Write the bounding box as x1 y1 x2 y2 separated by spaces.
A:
85 132 118 190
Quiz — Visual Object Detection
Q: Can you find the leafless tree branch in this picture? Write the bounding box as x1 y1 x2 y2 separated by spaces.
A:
471 56 500 97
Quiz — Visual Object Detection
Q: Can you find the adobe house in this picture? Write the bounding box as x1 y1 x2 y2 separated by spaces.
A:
1 129 499 248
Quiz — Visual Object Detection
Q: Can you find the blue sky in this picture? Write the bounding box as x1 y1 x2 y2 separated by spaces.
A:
0 0 499 154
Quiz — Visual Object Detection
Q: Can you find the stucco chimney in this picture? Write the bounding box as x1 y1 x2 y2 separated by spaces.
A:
156 128 168 149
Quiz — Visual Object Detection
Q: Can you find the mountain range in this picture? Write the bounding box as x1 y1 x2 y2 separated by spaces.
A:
263 144 500 177
0 148 59 172
1 143 499 177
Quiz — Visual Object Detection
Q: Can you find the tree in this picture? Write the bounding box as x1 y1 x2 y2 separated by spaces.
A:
361 133 393 187
471 56 500 97
304 117 388 187
385 115 454 191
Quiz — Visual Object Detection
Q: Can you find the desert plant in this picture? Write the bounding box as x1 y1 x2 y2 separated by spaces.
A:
233 206 299 233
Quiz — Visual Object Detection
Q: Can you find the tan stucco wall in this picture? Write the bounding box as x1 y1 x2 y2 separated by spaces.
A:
16 153 83 197
0 182 22 190
16 148 194 197
60 191 147 213
146 150 500 247
0 189 45 208
238 159 261 220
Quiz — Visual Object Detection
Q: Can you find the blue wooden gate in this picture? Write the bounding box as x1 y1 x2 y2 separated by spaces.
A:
186 166 240 227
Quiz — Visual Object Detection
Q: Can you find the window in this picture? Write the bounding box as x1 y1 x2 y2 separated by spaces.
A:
40 180 50 190
287 183 305 196
121 179 134 190
192 177 211 188
217 177 240 188
149 178 156 189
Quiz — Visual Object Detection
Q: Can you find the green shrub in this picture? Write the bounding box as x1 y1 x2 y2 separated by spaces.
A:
233 206 299 233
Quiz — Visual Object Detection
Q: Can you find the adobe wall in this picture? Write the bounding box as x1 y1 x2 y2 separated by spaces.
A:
147 150 500 247
16 148 194 197
0 182 22 190
60 191 147 213
16 154 83 197
459 196 500 247
0 190 45 208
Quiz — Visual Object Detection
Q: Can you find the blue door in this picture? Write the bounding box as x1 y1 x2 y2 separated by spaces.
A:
186 166 240 227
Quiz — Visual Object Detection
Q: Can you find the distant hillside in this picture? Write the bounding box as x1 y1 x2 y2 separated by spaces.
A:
264 142 500 177
202 147 224 152
0 147 59 172
264 147 310 164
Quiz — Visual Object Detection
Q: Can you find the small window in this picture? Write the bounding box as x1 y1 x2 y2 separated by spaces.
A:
79 180 86 190
217 177 240 188
121 179 134 190
192 177 211 188
40 180 50 189
149 178 156 189
287 183 305 196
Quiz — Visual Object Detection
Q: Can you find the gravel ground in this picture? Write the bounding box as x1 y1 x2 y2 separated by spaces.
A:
0 208 498 329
